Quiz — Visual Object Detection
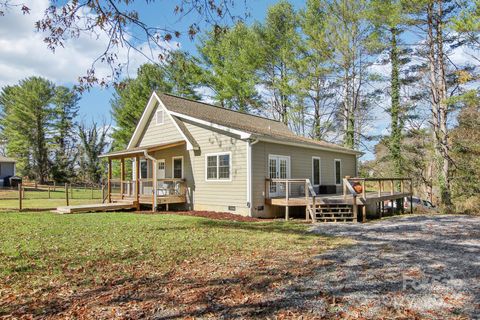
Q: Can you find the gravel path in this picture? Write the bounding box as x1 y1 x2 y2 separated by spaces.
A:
309 214 480 319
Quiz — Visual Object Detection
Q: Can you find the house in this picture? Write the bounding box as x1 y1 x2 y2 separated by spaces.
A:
101 91 381 219
0 156 16 186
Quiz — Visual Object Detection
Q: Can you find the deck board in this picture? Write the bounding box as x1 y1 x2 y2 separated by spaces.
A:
54 201 136 214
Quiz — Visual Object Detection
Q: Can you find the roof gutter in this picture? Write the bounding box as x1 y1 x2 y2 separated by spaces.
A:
255 136 363 156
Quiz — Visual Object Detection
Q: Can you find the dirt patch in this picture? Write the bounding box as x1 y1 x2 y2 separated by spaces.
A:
136 210 265 222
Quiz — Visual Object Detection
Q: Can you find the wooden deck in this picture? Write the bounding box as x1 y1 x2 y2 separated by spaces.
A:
266 191 412 206
54 201 137 214
265 177 413 223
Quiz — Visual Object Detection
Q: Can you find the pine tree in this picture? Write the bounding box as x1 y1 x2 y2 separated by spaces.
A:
367 0 410 178
199 23 263 112
0 77 55 183
255 0 300 124
297 0 336 140
51 86 79 182
324 0 374 148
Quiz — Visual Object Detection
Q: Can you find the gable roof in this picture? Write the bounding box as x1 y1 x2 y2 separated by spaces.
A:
157 93 360 155
0 156 16 162
124 91 361 156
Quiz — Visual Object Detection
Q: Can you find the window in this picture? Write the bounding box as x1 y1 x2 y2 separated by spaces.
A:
158 161 165 170
334 159 342 185
172 157 183 179
206 153 231 181
140 160 148 179
156 109 164 125
312 157 321 186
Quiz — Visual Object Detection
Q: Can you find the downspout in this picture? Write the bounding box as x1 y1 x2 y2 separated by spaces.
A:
247 138 259 217
143 150 157 210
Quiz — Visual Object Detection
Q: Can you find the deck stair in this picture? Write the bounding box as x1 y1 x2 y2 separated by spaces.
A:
311 203 355 223
53 201 136 214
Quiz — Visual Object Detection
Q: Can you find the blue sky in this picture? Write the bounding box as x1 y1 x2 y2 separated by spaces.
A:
75 0 291 123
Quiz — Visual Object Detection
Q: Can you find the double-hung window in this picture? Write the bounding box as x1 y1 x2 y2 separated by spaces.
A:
206 153 231 181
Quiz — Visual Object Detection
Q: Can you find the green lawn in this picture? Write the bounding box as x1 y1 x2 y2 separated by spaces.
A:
0 211 348 318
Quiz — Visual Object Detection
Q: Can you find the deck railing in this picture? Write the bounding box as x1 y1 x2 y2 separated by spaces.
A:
265 178 317 221
343 177 413 200
343 177 413 222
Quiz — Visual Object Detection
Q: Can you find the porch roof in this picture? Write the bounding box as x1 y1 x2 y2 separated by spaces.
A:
100 140 186 159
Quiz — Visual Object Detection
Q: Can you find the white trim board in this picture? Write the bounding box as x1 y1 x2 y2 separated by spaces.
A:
168 111 251 139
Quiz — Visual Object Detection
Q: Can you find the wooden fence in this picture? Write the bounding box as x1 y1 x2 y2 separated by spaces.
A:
0 182 106 211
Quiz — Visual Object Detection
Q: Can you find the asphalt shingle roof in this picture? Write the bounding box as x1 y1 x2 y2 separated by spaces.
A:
158 92 359 154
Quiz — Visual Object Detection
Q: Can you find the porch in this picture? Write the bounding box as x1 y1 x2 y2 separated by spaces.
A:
102 141 189 211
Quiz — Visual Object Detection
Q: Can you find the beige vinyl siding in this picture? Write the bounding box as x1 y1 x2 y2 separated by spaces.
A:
251 141 357 217
182 119 249 215
138 104 184 147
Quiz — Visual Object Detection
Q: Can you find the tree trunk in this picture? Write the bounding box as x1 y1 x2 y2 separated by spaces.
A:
426 0 453 213
389 27 402 178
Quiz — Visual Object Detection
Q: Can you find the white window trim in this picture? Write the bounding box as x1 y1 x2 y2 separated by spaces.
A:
155 109 164 125
334 159 342 186
312 156 321 186
205 151 232 182
172 156 184 179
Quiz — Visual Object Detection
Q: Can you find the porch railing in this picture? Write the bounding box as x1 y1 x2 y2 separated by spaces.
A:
108 178 186 198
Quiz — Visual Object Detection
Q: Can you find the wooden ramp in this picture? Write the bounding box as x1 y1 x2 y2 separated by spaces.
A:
54 201 136 214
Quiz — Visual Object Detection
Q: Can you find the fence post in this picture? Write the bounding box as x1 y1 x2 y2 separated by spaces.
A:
65 183 69 206
18 183 22 211
48 186 51 199
91 185 94 199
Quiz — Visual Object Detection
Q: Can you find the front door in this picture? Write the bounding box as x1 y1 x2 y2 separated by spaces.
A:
157 159 166 179
269 155 290 197
157 159 166 196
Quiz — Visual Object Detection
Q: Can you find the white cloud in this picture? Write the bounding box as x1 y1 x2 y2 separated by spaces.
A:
0 0 177 88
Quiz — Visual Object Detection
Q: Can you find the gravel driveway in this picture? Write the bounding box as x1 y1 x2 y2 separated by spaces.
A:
309 214 480 319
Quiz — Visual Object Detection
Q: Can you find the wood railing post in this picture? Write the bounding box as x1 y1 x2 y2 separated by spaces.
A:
135 156 140 209
390 180 394 195
18 183 22 212
107 158 112 203
120 158 125 200
352 194 358 223
65 183 69 206
285 180 289 221
362 179 366 200
48 186 51 199
305 180 309 221
378 180 381 197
